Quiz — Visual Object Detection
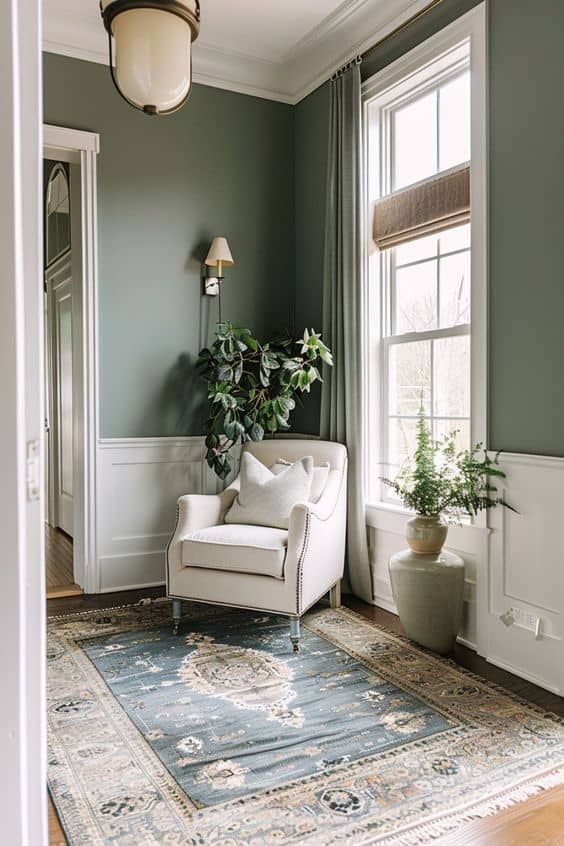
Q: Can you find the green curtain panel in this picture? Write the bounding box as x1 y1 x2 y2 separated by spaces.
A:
320 64 373 603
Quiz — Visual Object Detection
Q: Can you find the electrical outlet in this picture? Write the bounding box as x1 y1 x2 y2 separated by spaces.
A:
525 613 537 630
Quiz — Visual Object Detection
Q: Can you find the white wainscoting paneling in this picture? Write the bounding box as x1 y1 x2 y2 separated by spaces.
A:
366 504 490 652
487 453 564 695
97 437 216 592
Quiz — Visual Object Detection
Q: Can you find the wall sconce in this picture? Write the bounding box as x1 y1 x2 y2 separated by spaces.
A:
204 237 234 323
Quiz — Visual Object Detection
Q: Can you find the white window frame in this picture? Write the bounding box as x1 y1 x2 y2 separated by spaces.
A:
361 5 487 513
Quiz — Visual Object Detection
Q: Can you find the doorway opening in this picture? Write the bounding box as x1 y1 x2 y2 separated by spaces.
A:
44 160 80 597
43 124 100 598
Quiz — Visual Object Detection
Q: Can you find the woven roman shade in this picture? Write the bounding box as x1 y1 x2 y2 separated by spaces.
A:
373 164 470 250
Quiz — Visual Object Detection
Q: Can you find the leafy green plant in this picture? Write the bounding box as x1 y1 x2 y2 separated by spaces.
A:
381 412 516 520
199 323 333 479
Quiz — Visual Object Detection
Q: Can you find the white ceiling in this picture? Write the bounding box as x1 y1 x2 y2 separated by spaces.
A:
43 0 427 104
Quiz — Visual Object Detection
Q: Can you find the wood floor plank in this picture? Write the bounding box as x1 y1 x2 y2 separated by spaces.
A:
48 795 67 846
45 525 74 590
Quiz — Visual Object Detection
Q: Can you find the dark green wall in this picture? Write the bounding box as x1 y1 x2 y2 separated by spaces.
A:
488 0 564 456
294 0 564 457
292 82 330 434
45 0 564 455
43 52 294 438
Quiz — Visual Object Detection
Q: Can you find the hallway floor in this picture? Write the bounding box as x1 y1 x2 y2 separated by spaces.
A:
45 524 81 599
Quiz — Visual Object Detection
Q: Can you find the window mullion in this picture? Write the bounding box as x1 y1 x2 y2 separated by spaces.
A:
382 323 470 345
395 245 469 272
436 86 441 174
430 337 435 436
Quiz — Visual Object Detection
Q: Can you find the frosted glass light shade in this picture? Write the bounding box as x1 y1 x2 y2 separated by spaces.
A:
101 0 200 115
205 237 235 268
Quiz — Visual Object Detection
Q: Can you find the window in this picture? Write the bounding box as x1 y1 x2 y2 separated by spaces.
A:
45 162 71 267
386 224 471 477
364 22 486 506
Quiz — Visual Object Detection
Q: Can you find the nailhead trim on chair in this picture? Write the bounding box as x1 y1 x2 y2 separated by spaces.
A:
295 510 311 615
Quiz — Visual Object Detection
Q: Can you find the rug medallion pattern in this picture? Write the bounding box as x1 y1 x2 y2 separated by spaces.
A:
47 602 564 845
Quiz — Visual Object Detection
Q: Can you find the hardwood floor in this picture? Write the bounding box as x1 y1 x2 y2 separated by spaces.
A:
47 590 564 845
45 524 82 599
48 795 67 846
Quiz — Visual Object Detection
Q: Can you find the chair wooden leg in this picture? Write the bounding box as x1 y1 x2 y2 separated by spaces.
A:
290 617 300 653
172 599 182 635
330 580 342 609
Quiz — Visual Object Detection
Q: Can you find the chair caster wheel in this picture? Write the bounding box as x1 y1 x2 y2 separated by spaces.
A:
292 642 299 653
172 623 180 636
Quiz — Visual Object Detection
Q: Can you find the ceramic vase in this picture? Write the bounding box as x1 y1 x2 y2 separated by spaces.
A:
389 517 465 655
405 514 448 554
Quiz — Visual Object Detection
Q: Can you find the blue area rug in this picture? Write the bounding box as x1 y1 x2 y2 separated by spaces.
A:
47 602 564 845
82 612 452 807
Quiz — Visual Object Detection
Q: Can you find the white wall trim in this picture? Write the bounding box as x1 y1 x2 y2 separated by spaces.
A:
98 436 206 449
44 124 100 593
96 437 215 592
486 452 564 695
43 0 444 105
44 122 99 154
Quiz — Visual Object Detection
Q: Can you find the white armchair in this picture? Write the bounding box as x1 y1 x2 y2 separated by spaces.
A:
166 439 347 650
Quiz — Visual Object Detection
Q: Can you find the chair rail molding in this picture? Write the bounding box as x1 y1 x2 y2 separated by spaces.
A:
96 436 217 593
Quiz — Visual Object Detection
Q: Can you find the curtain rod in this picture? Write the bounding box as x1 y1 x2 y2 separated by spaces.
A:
363 0 447 60
332 0 448 76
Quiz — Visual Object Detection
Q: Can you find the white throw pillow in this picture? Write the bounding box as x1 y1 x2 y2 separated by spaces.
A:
271 458 330 503
225 452 314 530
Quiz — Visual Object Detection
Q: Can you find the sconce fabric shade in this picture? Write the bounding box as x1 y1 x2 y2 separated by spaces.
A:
373 164 470 250
100 0 200 116
205 237 235 269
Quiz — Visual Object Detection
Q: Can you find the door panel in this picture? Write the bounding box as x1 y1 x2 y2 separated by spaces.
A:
57 286 73 533
46 253 74 537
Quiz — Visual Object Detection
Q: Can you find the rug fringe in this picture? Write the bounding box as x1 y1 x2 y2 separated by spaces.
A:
365 768 564 845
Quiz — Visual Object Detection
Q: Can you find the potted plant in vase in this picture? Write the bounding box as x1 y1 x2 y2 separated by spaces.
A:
381 412 515 655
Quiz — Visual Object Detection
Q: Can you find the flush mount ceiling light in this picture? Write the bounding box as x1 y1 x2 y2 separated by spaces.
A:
100 0 201 116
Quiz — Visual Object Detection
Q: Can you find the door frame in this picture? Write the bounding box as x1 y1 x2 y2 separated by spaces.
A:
44 124 100 592
0 0 47 841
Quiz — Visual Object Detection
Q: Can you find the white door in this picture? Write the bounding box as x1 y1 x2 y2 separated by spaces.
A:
46 254 74 536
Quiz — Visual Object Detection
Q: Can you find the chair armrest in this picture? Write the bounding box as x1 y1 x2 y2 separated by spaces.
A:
166 483 239 577
285 464 348 612
176 485 238 534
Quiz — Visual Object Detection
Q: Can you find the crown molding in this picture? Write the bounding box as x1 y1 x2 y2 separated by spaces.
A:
43 0 428 106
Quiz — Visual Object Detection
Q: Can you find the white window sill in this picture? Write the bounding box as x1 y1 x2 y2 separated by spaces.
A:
366 501 489 535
